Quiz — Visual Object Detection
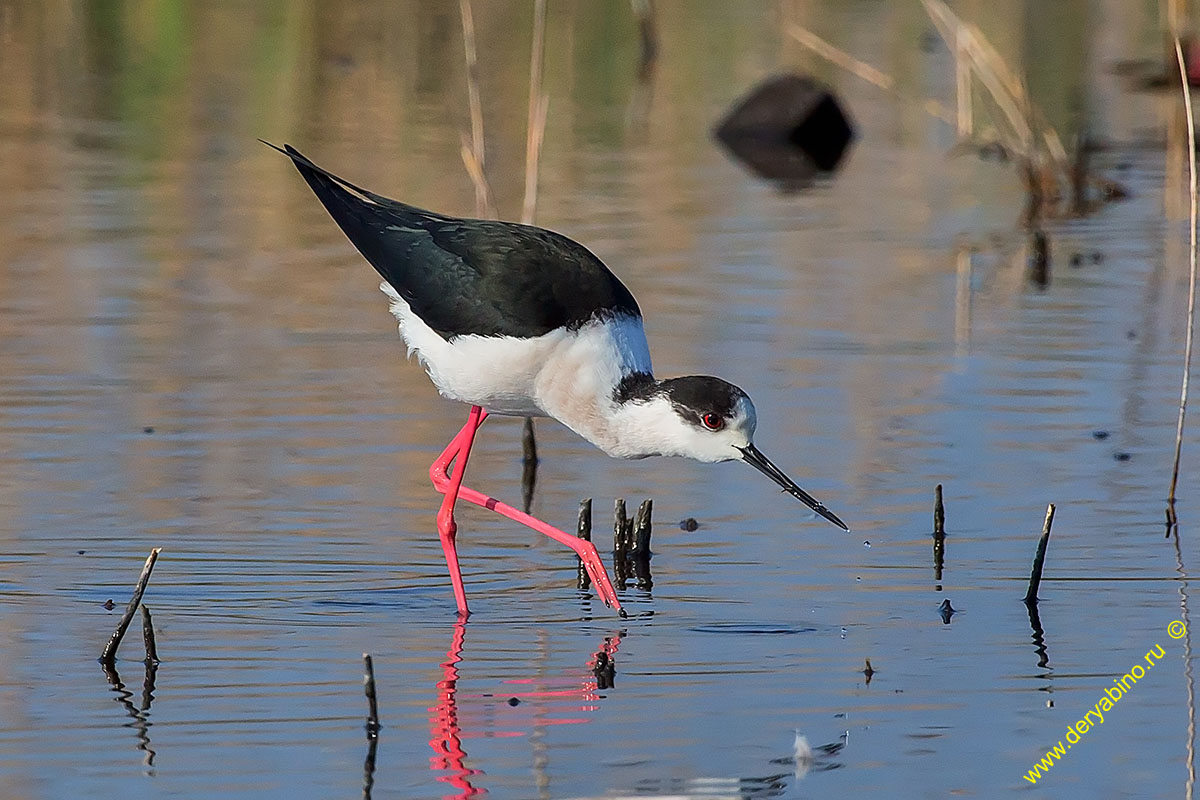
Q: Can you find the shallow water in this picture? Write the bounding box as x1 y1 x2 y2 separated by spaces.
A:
2 1 1198 797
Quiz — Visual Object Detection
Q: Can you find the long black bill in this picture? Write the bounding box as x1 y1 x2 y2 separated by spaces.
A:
738 444 849 531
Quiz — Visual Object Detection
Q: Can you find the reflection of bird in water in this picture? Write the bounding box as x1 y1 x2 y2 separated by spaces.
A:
427 623 623 798
266 142 848 618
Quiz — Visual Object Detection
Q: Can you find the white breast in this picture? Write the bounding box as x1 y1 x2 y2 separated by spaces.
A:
381 283 653 427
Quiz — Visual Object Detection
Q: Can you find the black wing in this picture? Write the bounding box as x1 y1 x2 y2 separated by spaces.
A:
266 142 640 339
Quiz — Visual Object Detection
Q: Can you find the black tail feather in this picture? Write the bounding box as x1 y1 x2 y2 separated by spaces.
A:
259 140 389 206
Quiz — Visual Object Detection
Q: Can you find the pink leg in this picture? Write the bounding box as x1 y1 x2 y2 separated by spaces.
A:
434 406 485 617
429 407 625 616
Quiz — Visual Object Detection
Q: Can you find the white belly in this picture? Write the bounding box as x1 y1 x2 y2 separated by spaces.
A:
381 283 653 421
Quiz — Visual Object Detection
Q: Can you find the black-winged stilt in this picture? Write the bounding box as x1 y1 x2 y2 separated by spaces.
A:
266 142 848 618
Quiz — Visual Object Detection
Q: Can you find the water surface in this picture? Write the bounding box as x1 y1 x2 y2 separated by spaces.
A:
1 1 1197 797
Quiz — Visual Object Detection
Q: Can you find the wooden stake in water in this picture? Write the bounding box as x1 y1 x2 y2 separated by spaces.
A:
362 653 380 799
633 499 653 590
933 484 946 583
613 499 629 587
1023 504 1055 605
363 653 381 737
140 605 159 665
577 498 593 591
933 484 946 536
100 548 162 666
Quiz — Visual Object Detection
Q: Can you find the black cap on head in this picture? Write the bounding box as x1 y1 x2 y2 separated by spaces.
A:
657 376 748 427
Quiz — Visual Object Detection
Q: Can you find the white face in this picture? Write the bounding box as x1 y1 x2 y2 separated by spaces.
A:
678 393 757 462
615 393 758 462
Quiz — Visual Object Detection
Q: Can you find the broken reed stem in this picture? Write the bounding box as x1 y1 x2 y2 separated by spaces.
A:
633 499 653 590
933 484 945 536
613 498 629 586
633 499 652 554
623 505 636 554
140 605 159 665
458 139 496 220
954 26 972 139
458 0 495 218
784 22 954 124
519 3 549 471
458 0 543 484
922 0 1035 148
100 548 162 666
1169 36 1199 523
1028 228 1050 285
521 0 548 225
923 0 1073 209
632 0 659 80
577 498 593 591
1023 504 1055 605
786 22 893 91
521 417 538 465
521 416 538 513
933 485 945 582
363 653 381 737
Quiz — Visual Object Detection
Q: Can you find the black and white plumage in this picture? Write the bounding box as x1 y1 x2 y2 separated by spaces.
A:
269 142 847 531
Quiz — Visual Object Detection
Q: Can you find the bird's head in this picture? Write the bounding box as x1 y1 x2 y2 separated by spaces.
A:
650 376 759 461
640 376 848 531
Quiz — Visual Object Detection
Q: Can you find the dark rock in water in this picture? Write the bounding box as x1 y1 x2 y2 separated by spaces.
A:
506 697 521 707
1114 452 1132 462
679 517 699 532
1092 430 1109 440
714 73 854 189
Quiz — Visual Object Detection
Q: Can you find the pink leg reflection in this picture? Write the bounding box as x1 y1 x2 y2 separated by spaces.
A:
427 623 624 799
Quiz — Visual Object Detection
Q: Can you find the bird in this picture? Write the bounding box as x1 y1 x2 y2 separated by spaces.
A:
265 141 848 618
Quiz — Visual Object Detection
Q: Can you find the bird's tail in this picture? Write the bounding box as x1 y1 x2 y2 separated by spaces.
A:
259 140 392 208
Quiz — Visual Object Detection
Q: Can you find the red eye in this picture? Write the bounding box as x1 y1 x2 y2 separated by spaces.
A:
702 413 724 431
